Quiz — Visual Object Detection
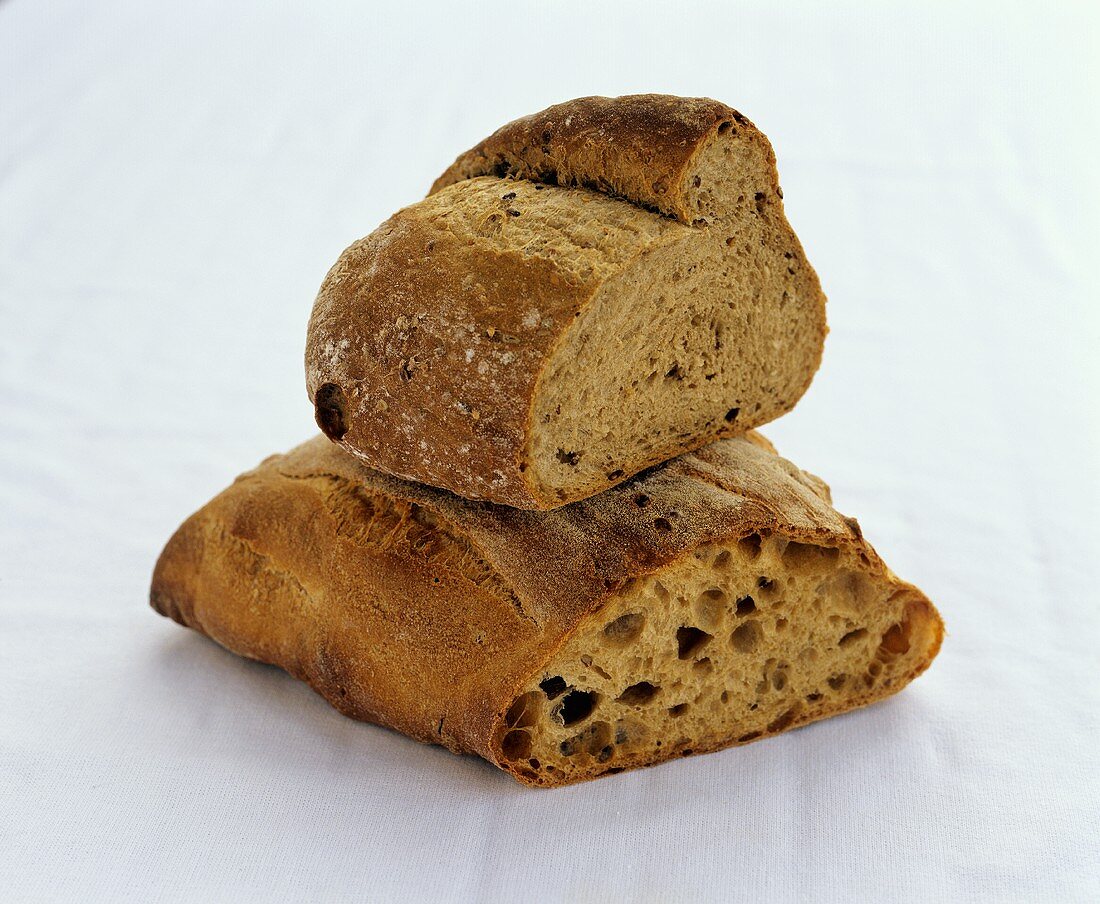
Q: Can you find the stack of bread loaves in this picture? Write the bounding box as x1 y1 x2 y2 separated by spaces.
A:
151 95 943 787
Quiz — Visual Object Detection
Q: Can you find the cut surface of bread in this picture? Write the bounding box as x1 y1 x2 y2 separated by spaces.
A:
151 433 942 787
306 94 828 509
496 536 935 783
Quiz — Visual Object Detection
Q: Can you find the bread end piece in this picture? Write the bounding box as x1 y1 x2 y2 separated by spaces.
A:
307 94 827 510
432 94 768 224
150 436 941 788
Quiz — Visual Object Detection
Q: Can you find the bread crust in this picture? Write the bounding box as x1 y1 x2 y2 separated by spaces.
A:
431 94 763 221
150 434 942 785
306 94 828 509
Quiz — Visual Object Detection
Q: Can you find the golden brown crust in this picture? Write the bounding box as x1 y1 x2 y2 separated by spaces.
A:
151 434 942 782
305 194 598 509
306 94 827 509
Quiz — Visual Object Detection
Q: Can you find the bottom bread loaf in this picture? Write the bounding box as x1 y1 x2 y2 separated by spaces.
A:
151 433 943 787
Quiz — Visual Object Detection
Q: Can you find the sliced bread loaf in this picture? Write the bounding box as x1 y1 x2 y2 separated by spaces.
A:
306 95 828 509
150 433 942 787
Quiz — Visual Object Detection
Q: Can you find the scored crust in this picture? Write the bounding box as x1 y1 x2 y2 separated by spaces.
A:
150 434 942 787
306 94 828 509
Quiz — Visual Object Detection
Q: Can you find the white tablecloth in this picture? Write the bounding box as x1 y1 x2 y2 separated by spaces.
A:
2 1 1098 901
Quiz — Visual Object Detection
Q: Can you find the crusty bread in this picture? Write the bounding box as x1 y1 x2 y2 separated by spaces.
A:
306 95 828 509
150 433 942 787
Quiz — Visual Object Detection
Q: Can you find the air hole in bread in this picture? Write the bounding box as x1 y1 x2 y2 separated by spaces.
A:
580 655 612 680
731 620 762 653
505 691 541 728
539 675 568 699
766 660 790 691
738 533 762 558
603 613 645 645
880 616 913 655
553 690 598 726
668 703 690 718
314 383 348 441
559 720 611 758
585 721 612 754
766 706 800 733
501 730 532 761
838 628 868 647
617 681 660 705
735 595 756 616
694 588 726 627
676 626 712 660
782 541 840 570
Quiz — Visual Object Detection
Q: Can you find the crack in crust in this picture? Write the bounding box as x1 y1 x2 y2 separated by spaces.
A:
276 469 535 626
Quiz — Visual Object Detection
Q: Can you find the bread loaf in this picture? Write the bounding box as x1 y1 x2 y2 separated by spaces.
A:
150 434 942 787
306 95 828 509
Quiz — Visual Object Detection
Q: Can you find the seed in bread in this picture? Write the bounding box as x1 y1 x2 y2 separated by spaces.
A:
150 433 942 787
306 94 828 509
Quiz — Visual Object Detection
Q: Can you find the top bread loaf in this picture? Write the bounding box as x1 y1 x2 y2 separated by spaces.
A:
306 95 827 510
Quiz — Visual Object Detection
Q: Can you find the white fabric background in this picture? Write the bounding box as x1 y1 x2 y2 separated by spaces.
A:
2 1 1098 901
